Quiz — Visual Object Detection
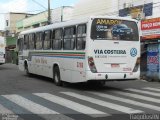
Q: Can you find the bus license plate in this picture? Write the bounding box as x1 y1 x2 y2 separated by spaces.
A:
111 64 120 68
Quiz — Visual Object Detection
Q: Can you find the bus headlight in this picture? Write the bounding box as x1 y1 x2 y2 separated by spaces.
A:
88 56 97 73
133 57 140 72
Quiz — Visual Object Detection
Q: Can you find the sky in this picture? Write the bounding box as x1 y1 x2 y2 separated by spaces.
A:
0 0 79 30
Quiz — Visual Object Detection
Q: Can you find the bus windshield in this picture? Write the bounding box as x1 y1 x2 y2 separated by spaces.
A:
91 18 139 41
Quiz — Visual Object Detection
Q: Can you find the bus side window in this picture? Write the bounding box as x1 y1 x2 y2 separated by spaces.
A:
77 24 86 50
33 33 36 49
29 33 35 50
24 35 29 50
36 32 43 50
63 26 76 50
17 38 23 51
52 28 62 50
44 30 51 50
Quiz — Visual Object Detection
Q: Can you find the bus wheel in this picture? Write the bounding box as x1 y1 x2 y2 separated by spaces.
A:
24 63 30 76
53 66 62 86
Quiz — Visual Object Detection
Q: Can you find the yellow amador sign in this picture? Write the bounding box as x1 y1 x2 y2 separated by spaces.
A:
96 19 122 25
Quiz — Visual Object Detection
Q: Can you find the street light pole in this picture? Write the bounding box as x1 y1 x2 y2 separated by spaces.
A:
48 0 51 24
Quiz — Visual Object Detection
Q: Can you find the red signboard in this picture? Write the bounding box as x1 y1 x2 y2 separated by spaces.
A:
141 17 160 40
141 18 160 30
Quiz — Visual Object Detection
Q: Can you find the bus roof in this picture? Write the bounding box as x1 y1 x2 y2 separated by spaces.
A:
20 15 138 35
20 17 89 35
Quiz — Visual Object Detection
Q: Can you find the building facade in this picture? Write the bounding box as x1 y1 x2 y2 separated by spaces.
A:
16 11 48 33
118 0 160 80
16 6 73 33
4 12 33 63
118 0 160 19
5 12 33 35
72 0 119 19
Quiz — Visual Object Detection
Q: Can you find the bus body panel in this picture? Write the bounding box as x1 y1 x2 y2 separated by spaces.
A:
21 50 86 83
87 41 140 73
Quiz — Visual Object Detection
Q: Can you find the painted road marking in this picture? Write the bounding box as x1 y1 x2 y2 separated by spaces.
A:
89 91 160 112
125 88 160 97
61 92 142 114
143 87 160 92
34 93 107 118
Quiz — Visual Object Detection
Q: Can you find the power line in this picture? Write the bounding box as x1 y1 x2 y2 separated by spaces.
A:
32 0 47 10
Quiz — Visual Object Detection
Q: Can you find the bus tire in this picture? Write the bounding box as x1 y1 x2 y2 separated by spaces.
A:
24 63 30 76
53 66 62 86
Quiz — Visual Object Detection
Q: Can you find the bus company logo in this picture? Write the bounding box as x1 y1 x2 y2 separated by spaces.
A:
94 49 126 55
130 48 137 57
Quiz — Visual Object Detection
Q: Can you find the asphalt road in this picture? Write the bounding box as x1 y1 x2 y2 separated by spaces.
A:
0 64 160 120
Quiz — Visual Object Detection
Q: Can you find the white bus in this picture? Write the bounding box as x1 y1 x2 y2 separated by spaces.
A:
0 36 6 65
17 16 140 86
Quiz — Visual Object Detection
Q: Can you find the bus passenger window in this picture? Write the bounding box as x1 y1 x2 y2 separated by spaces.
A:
17 38 23 51
36 32 43 50
24 35 29 50
63 26 76 50
52 29 62 50
77 24 86 50
29 33 35 50
44 30 51 50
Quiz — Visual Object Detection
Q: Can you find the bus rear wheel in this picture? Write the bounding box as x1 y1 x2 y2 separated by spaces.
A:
53 66 62 86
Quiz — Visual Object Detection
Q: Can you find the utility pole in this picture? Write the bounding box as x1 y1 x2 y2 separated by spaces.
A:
48 0 51 24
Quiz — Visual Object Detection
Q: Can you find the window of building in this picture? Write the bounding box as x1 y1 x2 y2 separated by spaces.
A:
63 26 76 50
76 24 86 50
52 28 63 50
44 30 51 50
36 32 43 50
6 20 9 27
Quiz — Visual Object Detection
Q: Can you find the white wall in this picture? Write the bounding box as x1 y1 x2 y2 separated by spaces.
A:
51 8 62 23
152 0 160 18
62 7 73 22
118 0 153 9
51 6 73 23
72 0 119 19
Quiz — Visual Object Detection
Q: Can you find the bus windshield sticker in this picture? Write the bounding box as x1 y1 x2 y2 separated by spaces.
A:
91 18 139 41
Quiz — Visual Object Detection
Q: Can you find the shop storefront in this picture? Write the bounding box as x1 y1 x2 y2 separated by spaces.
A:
141 17 160 81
